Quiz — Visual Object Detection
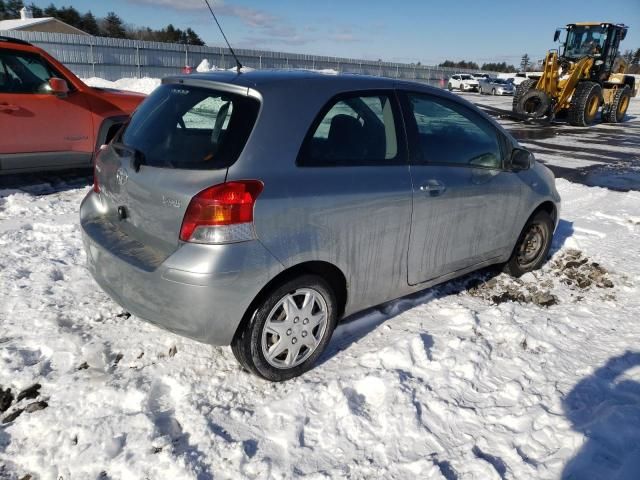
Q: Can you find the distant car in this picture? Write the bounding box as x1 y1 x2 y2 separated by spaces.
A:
0 36 145 174
81 70 561 381
507 72 538 86
479 77 515 95
447 74 479 92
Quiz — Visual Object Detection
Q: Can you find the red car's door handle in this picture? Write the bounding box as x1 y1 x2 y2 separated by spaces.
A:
0 103 20 113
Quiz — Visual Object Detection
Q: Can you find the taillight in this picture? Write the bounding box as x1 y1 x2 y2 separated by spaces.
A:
179 180 264 244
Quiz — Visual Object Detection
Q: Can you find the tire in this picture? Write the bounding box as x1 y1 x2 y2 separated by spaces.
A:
479 86 484 94
491 88 496 96
512 78 536 111
568 81 602 126
515 89 552 118
447 83 453 92
602 85 632 123
231 274 338 381
504 211 554 277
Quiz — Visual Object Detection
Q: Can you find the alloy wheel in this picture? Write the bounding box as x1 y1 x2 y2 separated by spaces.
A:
261 288 328 369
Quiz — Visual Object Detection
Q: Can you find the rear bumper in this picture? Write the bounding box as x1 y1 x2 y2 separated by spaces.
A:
81 194 283 346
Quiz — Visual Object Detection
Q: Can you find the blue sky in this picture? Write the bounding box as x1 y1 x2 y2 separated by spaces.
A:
33 0 640 66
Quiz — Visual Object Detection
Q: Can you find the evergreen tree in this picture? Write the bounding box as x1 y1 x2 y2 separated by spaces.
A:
43 3 57 17
4 0 24 18
101 11 127 38
56 6 81 29
185 28 204 45
520 53 530 72
481 62 517 73
80 11 99 35
27 2 43 17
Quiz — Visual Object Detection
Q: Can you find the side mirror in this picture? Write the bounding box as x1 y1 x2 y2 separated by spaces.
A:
511 148 533 171
48 77 69 97
554 29 561 42
621 29 627 41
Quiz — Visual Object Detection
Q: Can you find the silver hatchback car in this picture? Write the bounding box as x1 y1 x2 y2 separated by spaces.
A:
81 71 560 381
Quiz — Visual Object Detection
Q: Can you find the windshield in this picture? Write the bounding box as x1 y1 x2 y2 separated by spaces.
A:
564 25 607 58
119 84 259 170
460 74 473 80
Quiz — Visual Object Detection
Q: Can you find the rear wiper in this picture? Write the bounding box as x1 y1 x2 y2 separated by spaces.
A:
112 142 146 172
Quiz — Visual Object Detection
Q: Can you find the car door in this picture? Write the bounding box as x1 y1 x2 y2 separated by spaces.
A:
0 48 93 171
399 90 524 285
248 89 414 312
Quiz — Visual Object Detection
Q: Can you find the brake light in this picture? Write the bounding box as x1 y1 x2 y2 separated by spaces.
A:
179 180 264 244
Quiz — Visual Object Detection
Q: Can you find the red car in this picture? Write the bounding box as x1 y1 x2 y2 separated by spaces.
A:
0 36 145 174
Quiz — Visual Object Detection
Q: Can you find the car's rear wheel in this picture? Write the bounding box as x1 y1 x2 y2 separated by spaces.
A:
231 274 338 381
504 211 554 277
448 83 453 91
492 88 497 96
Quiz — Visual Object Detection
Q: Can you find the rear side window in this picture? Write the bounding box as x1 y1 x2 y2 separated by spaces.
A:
119 84 259 170
405 93 503 169
298 93 402 166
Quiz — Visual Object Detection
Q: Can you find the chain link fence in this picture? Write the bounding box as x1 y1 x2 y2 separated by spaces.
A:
1 30 494 86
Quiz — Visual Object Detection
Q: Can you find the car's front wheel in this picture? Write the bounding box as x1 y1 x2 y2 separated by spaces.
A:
231 275 338 381
504 211 554 277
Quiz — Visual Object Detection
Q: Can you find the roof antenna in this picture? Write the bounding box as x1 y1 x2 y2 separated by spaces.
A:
203 0 243 73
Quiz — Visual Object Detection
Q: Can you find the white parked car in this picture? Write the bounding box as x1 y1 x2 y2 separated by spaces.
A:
472 73 491 81
506 72 537 86
447 74 479 92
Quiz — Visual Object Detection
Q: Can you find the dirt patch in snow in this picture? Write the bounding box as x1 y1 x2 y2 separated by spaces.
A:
550 249 614 290
465 249 615 307
467 274 558 307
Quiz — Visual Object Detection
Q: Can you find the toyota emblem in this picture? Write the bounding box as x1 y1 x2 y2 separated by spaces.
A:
116 167 128 186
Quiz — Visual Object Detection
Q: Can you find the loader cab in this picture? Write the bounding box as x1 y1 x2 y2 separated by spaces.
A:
557 23 628 82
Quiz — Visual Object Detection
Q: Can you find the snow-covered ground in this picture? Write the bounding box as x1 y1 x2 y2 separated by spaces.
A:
1 81 639 480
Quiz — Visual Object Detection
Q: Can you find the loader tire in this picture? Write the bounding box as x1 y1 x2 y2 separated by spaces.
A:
516 90 551 118
512 79 536 111
602 86 631 123
568 81 602 127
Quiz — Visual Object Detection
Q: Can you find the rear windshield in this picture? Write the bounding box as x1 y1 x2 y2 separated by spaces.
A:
118 83 260 170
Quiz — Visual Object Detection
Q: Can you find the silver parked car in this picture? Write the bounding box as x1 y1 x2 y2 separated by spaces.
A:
81 71 560 381
478 77 515 95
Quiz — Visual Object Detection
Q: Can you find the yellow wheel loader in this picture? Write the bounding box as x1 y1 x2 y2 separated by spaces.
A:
512 23 637 126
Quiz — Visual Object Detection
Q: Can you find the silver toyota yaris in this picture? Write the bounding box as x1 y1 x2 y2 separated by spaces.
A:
81 70 560 381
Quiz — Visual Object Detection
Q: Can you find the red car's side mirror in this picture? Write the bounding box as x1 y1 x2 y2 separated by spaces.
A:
48 77 69 97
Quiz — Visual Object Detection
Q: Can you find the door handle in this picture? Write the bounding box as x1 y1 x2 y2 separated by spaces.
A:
419 180 446 196
0 103 19 113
